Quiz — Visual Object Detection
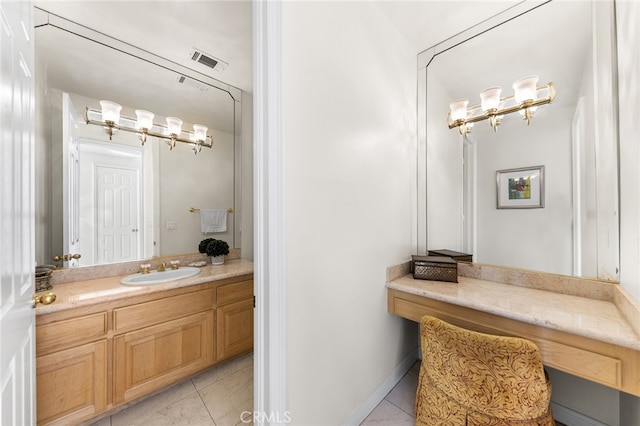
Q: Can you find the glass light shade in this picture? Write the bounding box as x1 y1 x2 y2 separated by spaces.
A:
449 99 469 122
513 75 539 104
480 86 502 112
100 100 122 124
135 110 154 130
193 124 208 142
166 117 183 136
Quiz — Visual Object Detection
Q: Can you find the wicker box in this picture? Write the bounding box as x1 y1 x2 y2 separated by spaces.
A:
35 265 55 293
427 249 473 263
411 255 458 283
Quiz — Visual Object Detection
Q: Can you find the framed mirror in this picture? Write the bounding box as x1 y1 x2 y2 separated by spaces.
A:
418 0 620 281
34 8 242 268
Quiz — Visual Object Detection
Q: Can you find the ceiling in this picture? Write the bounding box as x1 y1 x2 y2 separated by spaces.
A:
373 0 522 55
34 0 526 96
34 0 253 93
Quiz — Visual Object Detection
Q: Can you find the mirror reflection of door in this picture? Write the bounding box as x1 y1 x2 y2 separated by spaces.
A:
79 142 143 265
62 93 80 267
95 164 140 264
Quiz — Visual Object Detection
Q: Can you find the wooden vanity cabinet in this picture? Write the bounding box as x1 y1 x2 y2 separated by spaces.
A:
216 279 254 360
112 289 215 404
35 273 254 425
36 313 108 426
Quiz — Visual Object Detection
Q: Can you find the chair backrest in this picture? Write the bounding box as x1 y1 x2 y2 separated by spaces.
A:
418 315 553 424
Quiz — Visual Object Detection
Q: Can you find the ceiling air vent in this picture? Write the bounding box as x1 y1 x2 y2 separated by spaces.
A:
176 75 209 92
189 48 228 73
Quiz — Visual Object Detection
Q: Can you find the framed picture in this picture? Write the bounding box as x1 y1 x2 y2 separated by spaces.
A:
496 166 545 209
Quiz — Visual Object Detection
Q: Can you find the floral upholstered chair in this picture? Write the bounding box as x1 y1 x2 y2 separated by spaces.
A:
416 315 555 426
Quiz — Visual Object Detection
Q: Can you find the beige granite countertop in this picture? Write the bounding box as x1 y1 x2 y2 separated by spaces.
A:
36 259 254 315
387 273 640 352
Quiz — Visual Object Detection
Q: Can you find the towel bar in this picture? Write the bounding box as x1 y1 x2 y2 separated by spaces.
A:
189 207 234 213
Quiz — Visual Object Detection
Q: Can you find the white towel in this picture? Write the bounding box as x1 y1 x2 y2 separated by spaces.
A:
200 209 227 233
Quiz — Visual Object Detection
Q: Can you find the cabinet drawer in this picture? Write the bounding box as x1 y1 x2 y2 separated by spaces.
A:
37 312 107 356
537 340 622 388
114 289 214 333
217 280 253 305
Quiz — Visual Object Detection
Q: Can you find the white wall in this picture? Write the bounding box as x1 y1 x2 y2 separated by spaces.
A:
35 45 51 264
280 2 417 424
158 127 235 256
618 0 640 303
617 1 640 422
474 107 573 276
425 72 464 252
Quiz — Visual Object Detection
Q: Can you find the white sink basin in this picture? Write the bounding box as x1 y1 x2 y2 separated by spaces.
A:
120 267 201 286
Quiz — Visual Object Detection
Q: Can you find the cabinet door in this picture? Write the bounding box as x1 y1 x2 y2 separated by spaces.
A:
217 299 253 361
113 311 214 404
36 340 107 426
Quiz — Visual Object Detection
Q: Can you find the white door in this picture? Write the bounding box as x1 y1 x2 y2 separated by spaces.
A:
62 93 81 266
0 1 36 425
95 166 140 264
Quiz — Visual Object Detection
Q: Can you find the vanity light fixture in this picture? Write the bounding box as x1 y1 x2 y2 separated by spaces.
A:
447 75 556 136
84 100 213 155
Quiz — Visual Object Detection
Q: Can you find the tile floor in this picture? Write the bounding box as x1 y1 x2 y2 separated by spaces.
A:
90 352 253 426
90 356 564 426
360 361 420 425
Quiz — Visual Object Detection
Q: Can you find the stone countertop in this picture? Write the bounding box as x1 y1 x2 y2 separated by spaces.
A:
36 259 254 315
387 273 640 352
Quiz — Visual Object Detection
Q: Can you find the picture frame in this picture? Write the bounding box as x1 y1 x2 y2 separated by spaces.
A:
496 166 545 209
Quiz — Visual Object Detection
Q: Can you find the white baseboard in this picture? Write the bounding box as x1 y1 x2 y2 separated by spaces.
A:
343 349 419 426
552 402 607 426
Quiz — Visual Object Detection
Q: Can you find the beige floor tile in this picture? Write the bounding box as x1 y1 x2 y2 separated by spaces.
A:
384 361 419 416
192 353 253 391
360 400 415 426
198 365 253 426
110 379 197 426
90 415 112 426
124 392 215 426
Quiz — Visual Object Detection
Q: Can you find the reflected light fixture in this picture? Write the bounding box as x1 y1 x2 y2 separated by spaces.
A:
447 75 556 137
84 100 213 155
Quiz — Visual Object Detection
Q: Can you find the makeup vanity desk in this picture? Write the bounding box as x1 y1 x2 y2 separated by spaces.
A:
386 262 640 397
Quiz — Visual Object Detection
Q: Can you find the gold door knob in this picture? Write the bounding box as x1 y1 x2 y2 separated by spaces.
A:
53 254 82 262
32 293 56 308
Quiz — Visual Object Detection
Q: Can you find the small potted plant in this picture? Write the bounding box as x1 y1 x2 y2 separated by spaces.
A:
198 238 215 254
205 239 230 265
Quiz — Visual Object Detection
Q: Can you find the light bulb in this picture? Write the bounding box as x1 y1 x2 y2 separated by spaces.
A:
449 99 469 122
513 75 539 105
100 100 122 124
135 110 154 131
193 124 208 142
166 117 183 136
480 86 502 112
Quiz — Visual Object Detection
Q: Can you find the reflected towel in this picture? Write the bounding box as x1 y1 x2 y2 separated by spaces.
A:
200 209 227 233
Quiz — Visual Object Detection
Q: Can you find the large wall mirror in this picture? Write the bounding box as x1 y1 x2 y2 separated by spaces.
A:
418 0 620 281
34 8 242 268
